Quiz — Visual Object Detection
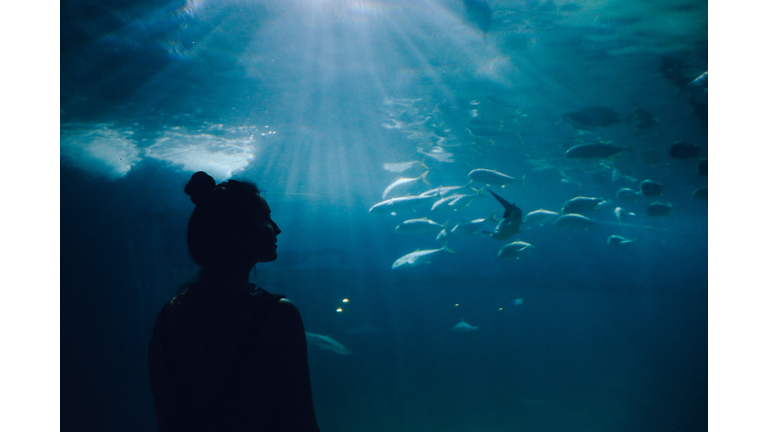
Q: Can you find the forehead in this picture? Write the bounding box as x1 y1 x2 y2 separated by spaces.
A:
254 195 271 214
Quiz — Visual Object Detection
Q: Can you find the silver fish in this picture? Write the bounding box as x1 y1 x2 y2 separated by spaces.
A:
555 214 595 229
468 169 524 187
561 196 609 214
369 195 432 214
498 241 536 259
305 332 352 355
524 209 559 225
395 218 446 235
391 245 453 269
436 218 488 242
616 188 643 200
382 171 429 198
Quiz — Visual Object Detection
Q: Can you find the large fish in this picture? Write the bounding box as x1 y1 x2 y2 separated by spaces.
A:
561 196 609 214
484 189 523 240
392 245 453 269
524 209 559 225
305 332 352 355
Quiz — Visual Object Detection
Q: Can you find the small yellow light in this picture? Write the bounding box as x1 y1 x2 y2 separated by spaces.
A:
342 299 349 303
498 308 503 311
336 308 343 312
455 304 459 306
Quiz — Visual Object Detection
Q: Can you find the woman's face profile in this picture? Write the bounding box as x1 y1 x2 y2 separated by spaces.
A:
250 195 281 263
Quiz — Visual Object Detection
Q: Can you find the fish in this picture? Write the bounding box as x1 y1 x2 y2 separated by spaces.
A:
565 142 629 159
668 141 701 159
640 180 663 196
484 189 523 240
614 207 635 223
369 195 433 214
436 217 488 243
561 196 609 214
692 187 707 199
607 235 636 246
647 201 672 216
555 214 595 229
383 161 425 173
391 245 453 269
381 171 429 198
430 192 480 212
419 186 464 198
626 104 657 130
498 241 536 259
524 209 559 225
305 332 352 355
469 169 524 187
563 107 620 128
395 218 447 235
452 318 478 332
616 188 643 200
674 71 708 98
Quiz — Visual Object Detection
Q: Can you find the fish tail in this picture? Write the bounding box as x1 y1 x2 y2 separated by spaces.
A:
420 170 432 186
442 242 456 253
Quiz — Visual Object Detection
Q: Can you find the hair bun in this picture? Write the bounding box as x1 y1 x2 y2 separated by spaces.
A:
184 171 216 205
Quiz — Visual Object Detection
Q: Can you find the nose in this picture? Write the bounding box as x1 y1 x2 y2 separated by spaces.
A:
272 220 281 236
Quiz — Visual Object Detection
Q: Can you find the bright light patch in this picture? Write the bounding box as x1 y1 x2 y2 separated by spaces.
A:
144 131 260 180
60 124 141 178
342 299 349 303
336 308 343 312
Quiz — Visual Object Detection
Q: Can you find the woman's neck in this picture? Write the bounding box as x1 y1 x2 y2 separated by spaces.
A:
197 265 254 288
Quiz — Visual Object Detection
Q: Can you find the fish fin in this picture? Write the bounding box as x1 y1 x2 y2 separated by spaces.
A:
441 242 456 253
420 170 432 187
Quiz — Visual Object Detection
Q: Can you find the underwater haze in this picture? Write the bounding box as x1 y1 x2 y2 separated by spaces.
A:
61 0 707 431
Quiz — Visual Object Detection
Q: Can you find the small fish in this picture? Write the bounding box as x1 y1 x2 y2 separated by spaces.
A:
607 235 636 246
565 142 629 159
369 195 432 214
668 141 701 159
561 196 609 214
484 189 523 240
640 180 663 196
647 201 672 216
383 161 424 173
524 209 559 225
395 218 446 235
692 187 707 199
498 241 536 259
392 245 453 269
305 332 352 355
674 71 708 98
468 169 524 187
616 188 643 200
555 213 595 229
452 318 478 332
614 207 635 223
382 171 429 198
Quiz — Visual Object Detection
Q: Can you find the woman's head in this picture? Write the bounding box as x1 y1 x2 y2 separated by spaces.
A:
184 171 280 271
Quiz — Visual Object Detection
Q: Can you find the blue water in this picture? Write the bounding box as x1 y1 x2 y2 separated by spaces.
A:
61 1 707 431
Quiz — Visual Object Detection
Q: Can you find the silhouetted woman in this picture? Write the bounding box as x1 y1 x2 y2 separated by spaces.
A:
148 171 320 432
